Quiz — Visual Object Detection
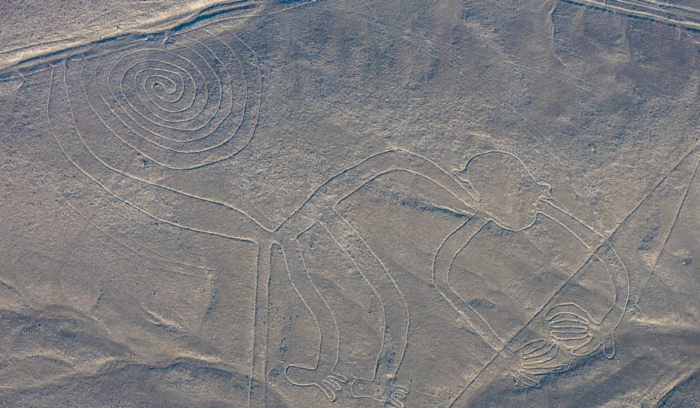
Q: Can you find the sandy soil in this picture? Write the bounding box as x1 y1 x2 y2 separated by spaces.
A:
1 0 700 406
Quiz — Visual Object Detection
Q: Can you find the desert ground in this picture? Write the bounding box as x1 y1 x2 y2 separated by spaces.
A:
1 0 700 406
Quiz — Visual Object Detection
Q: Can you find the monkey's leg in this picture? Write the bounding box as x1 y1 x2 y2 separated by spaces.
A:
280 236 348 402
320 211 410 407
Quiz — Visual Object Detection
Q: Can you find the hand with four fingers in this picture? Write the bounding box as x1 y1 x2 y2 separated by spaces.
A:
284 364 348 402
351 377 410 408
545 303 616 359
500 340 570 388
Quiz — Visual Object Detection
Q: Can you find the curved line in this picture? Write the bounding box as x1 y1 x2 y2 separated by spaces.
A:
325 210 410 380
276 239 331 373
295 236 342 372
317 219 379 374
77 28 260 169
454 149 553 199
62 56 268 231
49 64 262 244
278 149 478 232
446 221 508 348
44 176 210 274
122 53 205 124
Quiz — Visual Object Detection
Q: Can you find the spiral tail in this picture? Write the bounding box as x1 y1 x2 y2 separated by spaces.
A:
66 26 261 174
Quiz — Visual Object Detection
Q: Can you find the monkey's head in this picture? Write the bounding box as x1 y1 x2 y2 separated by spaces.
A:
454 151 550 230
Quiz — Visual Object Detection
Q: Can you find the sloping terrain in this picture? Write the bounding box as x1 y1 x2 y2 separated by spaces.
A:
1 0 700 406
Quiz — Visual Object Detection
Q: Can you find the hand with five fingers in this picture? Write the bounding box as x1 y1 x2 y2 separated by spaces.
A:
500 340 570 388
545 303 616 359
351 377 409 408
285 364 348 402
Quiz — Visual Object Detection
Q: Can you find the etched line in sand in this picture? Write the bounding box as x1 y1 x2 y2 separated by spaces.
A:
50 52 638 405
562 0 700 31
75 28 260 170
54 57 483 405
320 211 410 408
428 151 632 405
46 19 640 402
277 149 483 406
449 145 700 406
327 2 623 229
43 176 210 276
279 233 347 403
249 240 274 408
0 0 324 73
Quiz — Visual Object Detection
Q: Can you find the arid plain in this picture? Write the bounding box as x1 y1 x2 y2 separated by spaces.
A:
1 0 700 406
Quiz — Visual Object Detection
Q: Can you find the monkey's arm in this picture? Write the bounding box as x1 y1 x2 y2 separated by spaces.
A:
538 199 604 251
432 214 505 352
539 200 628 358
279 149 478 234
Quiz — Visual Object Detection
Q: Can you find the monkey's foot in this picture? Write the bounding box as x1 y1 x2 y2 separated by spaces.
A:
285 364 348 402
351 378 409 408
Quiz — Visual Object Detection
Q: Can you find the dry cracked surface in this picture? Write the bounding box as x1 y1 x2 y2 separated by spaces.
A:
1 0 700 406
